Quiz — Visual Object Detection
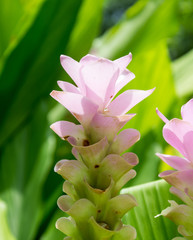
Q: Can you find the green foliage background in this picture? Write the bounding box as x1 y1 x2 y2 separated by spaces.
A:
0 0 193 239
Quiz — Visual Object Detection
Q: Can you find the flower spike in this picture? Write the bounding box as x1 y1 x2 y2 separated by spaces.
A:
51 53 154 239
157 99 193 240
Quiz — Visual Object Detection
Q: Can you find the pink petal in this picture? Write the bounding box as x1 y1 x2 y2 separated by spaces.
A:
170 187 193 207
108 88 155 115
114 53 132 70
80 59 119 109
80 54 99 65
163 119 193 162
114 69 135 96
156 108 169 123
159 169 193 197
90 113 135 143
57 81 80 93
60 55 85 93
122 152 139 166
156 153 191 171
50 121 86 140
50 91 98 126
103 69 120 107
110 129 140 154
181 98 193 125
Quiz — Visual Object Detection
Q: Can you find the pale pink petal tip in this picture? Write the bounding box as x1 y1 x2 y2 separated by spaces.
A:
114 53 133 69
60 54 68 63
50 90 55 97
57 81 79 93
181 98 193 124
156 153 191 171
156 108 169 123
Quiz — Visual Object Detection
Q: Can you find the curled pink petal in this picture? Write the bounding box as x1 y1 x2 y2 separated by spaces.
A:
110 129 140 154
90 113 135 142
50 121 86 140
50 91 98 126
159 169 193 197
108 88 155 115
156 108 169 123
122 152 139 166
170 187 193 207
57 81 80 93
60 55 85 94
159 170 175 178
156 153 191 171
114 70 135 96
114 53 132 70
181 98 193 125
80 54 99 65
163 119 193 162
80 59 119 109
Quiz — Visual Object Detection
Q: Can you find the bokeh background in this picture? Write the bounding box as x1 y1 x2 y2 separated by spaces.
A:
0 0 193 239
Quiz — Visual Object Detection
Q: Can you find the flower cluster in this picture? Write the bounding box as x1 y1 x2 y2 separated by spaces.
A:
50 53 154 240
157 99 193 240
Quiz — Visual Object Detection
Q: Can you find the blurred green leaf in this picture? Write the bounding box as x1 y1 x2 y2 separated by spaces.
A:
128 131 162 186
0 0 83 147
93 0 179 59
0 0 45 60
66 0 104 60
40 210 67 240
172 48 193 97
122 42 176 186
122 180 180 240
123 42 176 135
0 102 56 240
0 200 16 240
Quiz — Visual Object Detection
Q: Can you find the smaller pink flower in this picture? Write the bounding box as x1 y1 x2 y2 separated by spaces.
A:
156 98 193 199
156 99 193 171
157 99 193 239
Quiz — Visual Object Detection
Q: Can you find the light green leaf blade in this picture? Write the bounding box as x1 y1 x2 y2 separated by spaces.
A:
0 0 45 60
122 180 180 240
0 0 83 146
122 41 176 135
40 211 68 240
66 0 104 60
0 200 16 240
172 49 193 97
0 102 56 240
93 0 179 59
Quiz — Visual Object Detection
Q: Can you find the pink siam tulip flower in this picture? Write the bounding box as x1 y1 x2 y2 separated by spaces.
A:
156 99 193 178
156 99 193 240
51 53 154 144
50 53 154 240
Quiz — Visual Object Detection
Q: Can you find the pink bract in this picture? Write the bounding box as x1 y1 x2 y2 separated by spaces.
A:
157 99 193 239
51 53 154 143
156 99 193 169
